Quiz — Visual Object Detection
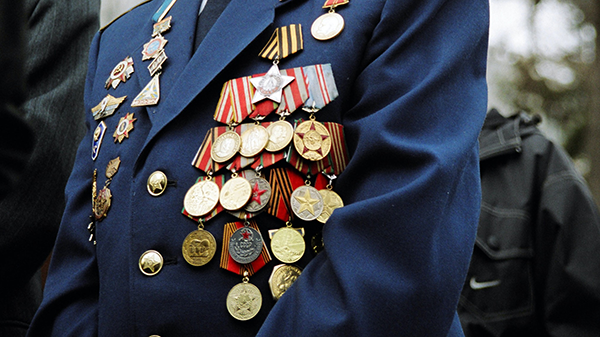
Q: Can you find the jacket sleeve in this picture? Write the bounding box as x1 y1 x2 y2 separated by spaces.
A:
258 0 489 336
537 144 600 336
26 31 103 337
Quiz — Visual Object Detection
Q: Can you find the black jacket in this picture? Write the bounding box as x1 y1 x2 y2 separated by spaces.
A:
458 109 600 336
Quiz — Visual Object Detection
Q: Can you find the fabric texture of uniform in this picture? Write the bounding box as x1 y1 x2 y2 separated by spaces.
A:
459 109 600 336
28 0 489 336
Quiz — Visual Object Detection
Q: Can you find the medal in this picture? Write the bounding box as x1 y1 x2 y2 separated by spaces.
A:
131 75 160 107
249 63 294 104
265 119 294 152
211 129 241 163
311 0 349 41
245 173 271 213
229 225 264 264
152 16 172 36
182 223 217 267
113 113 136 143
293 114 332 161
239 123 269 158
317 173 344 223
290 184 324 221
91 94 126 120
92 121 107 161
105 56 134 89
92 157 121 221
226 272 262 321
219 174 252 211
148 49 168 76
269 224 305 264
142 35 168 60
268 264 302 300
183 178 220 217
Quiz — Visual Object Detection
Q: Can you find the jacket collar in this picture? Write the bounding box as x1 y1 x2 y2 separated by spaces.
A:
478 109 522 161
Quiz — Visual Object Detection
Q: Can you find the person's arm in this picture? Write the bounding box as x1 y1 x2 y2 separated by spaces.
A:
536 144 600 336
258 0 489 335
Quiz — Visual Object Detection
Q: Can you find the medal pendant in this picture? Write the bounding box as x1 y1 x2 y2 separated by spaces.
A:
291 185 324 221
245 175 272 213
249 64 295 104
183 179 220 217
270 226 305 263
220 176 252 211
142 35 168 61
93 186 112 221
293 119 332 161
211 130 241 163
269 264 302 300
239 124 269 158
311 12 345 41
226 276 262 321
105 57 134 89
317 188 344 223
265 120 294 152
113 113 137 143
229 226 263 264
182 228 217 266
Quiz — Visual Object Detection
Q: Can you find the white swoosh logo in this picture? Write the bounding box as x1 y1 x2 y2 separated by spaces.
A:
469 277 501 290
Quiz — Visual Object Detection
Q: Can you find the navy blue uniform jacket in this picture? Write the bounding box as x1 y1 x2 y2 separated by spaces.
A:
28 0 489 335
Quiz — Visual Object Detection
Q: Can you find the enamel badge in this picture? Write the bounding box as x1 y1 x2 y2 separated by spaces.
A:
113 113 137 143
91 94 127 120
131 75 160 107
105 56 134 89
92 121 107 160
249 64 294 104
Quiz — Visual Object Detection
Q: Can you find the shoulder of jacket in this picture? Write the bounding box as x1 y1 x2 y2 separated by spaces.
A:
100 0 153 32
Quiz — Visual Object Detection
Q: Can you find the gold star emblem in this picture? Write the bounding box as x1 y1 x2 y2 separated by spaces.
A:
294 187 320 215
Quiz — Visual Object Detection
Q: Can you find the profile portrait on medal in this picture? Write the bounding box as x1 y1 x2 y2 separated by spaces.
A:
188 238 211 258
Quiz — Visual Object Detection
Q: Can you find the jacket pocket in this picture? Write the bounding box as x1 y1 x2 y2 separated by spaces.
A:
459 203 535 322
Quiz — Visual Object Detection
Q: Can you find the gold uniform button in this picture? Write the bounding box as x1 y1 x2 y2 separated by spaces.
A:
147 171 168 196
139 250 163 276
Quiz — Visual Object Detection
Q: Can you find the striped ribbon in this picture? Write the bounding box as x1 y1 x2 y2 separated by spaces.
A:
220 221 271 276
214 77 254 125
258 24 303 61
191 126 230 174
276 67 309 115
303 64 339 109
266 167 305 222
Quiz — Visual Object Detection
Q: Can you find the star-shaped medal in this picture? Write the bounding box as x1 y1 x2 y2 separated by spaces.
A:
142 35 168 60
249 64 294 104
113 113 137 143
105 57 134 89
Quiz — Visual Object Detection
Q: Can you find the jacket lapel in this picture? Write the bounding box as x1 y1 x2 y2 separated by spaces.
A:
135 0 280 167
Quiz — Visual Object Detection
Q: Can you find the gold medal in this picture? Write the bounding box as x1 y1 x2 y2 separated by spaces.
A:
290 185 324 221
226 273 262 321
219 175 252 211
239 124 269 157
93 187 112 221
182 226 217 267
268 264 302 300
293 118 331 161
211 130 241 163
270 226 305 264
183 179 220 217
317 188 344 223
265 120 294 152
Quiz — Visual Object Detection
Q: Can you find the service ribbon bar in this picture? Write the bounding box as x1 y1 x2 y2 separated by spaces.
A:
277 67 309 115
304 64 339 109
259 24 304 61
214 77 255 125
220 221 271 276
319 122 349 175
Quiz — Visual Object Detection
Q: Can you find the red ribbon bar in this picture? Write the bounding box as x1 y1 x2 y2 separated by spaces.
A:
277 67 309 115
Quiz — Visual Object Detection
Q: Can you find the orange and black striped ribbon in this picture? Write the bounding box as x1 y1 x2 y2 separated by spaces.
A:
266 167 304 222
220 220 271 276
258 24 303 61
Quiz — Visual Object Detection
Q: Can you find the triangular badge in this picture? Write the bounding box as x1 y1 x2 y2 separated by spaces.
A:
131 75 160 107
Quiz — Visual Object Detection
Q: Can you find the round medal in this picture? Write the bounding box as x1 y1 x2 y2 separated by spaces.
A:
265 120 294 152
270 227 305 264
268 264 303 300
311 12 345 41
183 179 220 217
220 176 252 211
290 185 324 221
317 189 344 223
211 131 241 163
293 120 331 161
182 229 217 266
239 124 269 157
244 176 272 213
229 226 263 264
226 281 262 321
